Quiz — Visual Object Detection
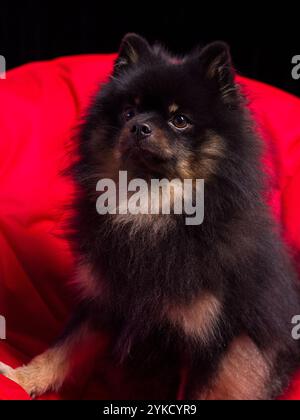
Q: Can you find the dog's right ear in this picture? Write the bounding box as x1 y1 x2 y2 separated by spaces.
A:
113 33 152 76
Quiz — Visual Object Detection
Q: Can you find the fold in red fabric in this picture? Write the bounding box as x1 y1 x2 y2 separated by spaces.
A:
0 54 300 400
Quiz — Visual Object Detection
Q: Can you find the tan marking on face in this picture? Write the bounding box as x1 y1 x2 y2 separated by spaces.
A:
117 125 174 170
198 131 225 179
0 323 92 398
201 131 224 158
198 336 271 400
175 131 225 181
149 129 174 161
176 150 194 179
158 137 173 156
166 293 221 344
134 97 141 106
169 103 179 114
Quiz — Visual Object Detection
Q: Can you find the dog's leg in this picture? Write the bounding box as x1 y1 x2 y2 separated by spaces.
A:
187 336 273 400
0 303 96 398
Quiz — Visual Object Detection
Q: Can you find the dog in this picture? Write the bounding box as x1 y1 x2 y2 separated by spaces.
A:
1 33 300 400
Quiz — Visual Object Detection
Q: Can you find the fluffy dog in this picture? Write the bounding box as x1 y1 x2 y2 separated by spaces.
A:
1 34 300 400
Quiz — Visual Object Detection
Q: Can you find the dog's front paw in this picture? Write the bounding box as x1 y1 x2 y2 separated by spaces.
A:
0 361 46 398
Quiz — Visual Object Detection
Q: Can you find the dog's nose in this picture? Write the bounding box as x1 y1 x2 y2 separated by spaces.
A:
131 123 152 139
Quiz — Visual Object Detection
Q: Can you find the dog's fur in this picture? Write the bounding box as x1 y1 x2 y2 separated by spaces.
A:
1 34 300 400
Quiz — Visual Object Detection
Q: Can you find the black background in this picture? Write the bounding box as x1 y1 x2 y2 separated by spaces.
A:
0 2 299 97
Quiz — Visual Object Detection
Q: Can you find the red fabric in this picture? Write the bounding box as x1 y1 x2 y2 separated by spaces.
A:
0 54 300 400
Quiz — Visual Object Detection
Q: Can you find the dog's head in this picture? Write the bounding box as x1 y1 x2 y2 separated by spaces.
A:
82 34 248 184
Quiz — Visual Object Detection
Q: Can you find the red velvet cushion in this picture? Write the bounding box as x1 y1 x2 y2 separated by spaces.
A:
0 54 300 400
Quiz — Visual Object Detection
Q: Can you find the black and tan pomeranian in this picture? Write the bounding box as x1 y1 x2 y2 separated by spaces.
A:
1 34 300 400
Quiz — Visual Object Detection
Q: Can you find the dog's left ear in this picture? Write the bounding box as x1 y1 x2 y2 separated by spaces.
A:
198 42 237 103
114 33 151 76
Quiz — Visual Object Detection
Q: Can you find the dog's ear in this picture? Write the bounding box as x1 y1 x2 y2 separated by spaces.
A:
198 42 237 103
114 33 151 76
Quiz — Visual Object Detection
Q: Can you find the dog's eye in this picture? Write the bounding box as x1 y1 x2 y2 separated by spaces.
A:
171 114 189 130
123 108 136 122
